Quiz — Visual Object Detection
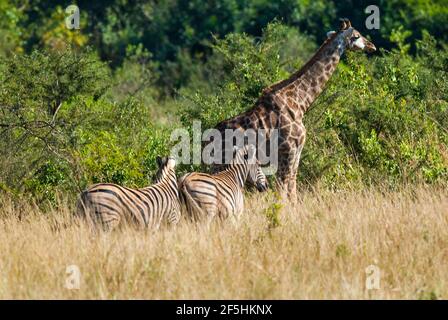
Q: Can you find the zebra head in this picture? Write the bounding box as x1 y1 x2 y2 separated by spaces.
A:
154 156 176 183
233 145 268 192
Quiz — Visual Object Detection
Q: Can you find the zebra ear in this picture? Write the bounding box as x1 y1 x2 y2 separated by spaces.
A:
156 156 163 167
167 157 176 169
232 146 239 158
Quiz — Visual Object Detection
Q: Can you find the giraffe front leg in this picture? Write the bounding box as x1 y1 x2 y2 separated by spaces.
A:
278 167 298 204
275 138 306 204
275 148 298 203
275 161 289 197
287 142 305 202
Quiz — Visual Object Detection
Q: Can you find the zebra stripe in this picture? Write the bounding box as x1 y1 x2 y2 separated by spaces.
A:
76 157 180 230
178 145 267 222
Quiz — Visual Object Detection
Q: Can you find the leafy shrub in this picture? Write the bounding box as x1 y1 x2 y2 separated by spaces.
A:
179 22 316 130
179 22 447 188
79 131 144 186
302 31 447 187
0 47 110 194
263 191 283 231
25 160 70 203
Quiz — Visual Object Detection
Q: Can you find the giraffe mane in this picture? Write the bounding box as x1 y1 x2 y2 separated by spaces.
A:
261 30 341 95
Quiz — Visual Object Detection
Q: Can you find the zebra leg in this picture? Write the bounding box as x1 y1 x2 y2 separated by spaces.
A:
167 208 181 229
101 218 120 232
231 192 244 224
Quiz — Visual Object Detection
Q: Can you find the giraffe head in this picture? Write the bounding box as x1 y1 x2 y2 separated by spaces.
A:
328 18 376 53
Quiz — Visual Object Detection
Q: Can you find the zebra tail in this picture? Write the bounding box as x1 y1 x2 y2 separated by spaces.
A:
178 179 205 222
75 190 94 228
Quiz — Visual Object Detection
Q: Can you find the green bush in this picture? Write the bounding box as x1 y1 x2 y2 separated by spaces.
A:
0 47 110 194
302 31 447 187
1 8 447 202
0 47 174 199
25 160 70 203
79 131 143 186
179 23 448 188
179 22 316 130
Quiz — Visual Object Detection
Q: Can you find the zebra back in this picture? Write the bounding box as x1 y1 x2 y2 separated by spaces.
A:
76 157 180 230
178 145 267 222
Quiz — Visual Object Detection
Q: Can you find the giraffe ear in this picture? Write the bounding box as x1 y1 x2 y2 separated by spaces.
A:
339 18 346 30
326 31 336 39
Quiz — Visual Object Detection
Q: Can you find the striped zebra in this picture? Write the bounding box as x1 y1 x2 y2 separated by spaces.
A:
76 156 180 230
178 145 268 223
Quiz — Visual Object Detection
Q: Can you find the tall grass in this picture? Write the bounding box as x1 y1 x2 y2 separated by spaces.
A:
0 186 447 299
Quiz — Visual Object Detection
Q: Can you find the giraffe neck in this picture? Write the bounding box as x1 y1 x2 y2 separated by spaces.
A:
267 32 347 114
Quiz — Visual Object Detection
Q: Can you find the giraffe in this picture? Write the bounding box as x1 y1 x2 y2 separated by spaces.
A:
209 19 376 200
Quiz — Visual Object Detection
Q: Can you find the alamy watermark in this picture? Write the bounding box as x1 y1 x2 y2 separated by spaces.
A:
65 264 81 290
365 264 381 290
365 5 380 30
170 121 279 175
65 5 80 30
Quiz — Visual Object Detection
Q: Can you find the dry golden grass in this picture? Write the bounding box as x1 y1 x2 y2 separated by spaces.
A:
0 186 447 299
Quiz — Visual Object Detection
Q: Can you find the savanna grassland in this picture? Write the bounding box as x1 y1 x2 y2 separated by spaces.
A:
0 186 446 299
1 1 448 300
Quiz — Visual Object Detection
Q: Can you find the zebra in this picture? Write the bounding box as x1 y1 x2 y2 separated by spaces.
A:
178 145 268 223
76 156 180 230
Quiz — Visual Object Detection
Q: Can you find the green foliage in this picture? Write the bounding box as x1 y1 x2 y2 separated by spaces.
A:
180 23 447 188
7 1 448 92
25 160 70 203
0 48 108 116
140 127 173 177
108 44 160 101
302 33 448 188
80 131 144 186
0 48 110 193
180 23 315 130
73 97 174 189
38 5 89 50
263 191 283 231
0 46 172 199
0 0 25 55
0 3 447 201
335 243 350 258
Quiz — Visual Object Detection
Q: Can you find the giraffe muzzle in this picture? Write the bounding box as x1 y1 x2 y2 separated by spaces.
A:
365 41 376 53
